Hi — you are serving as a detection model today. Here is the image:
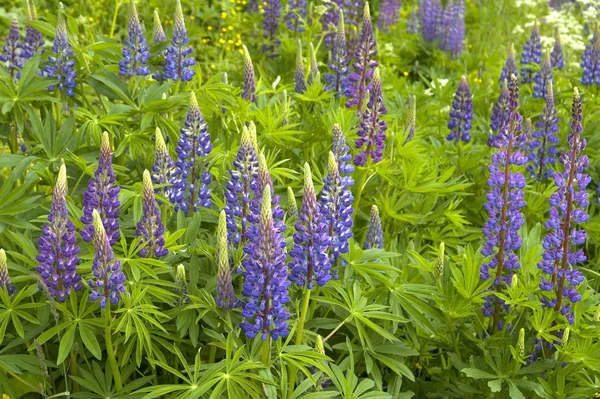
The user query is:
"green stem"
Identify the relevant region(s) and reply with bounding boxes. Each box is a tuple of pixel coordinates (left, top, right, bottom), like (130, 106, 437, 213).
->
(109, 0, 121, 38)
(261, 337, 270, 365)
(352, 168, 368, 214)
(208, 344, 217, 364)
(295, 287, 312, 345)
(104, 305, 123, 391)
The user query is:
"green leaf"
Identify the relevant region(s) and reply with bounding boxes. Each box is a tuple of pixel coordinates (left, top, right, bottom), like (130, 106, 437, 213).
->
(57, 324, 77, 365)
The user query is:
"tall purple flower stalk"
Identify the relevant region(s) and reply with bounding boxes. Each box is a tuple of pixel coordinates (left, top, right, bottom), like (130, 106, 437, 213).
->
(406, 7, 418, 34)
(447, 76, 473, 143)
(364, 205, 383, 249)
(377, 0, 401, 33)
(247, 154, 285, 238)
(285, 0, 307, 33)
(42, 13, 77, 97)
(81, 132, 121, 246)
(0, 249, 15, 295)
(520, 21, 542, 84)
(216, 210, 240, 309)
(439, 0, 455, 51)
(332, 123, 354, 187)
(538, 88, 589, 325)
(480, 75, 527, 332)
(0, 17, 25, 79)
(163, 0, 195, 81)
(324, 10, 350, 98)
(242, 45, 256, 103)
(499, 44, 517, 87)
(581, 26, 600, 86)
(89, 210, 126, 309)
(448, 0, 465, 59)
(136, 170, 167, 258)
(36, 164, 82, 302)
(322, 0, 343, 46)
(551, 30, 564, 70)
(170, 93, 213, 214)
(533, 52, 553, 99)
(354, 68, 387, 166)
(489, 80, 509, 146)
(419, 0, 441, 42)
(263, 0, 281, 57)
(119, 0, 150, 77)
(295, 40, 306, 94)
(240, 188, 290, 340)
(527, 82, 559, 181)
(151, 127, 174, 200)
(346, 2, 378, 110)
(24, 0, 44, 60)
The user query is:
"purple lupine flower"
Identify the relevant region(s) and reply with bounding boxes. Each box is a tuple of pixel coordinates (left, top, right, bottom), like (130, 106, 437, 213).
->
(41, 13, 77, 97)
(294, 40, 306, 94)
(448, 0, 465, 59)
(240, 188, 290, 340)
(499, 44, 517, 87)
(520, 21, 542, 84)
(346, 2, 378, 110)
(0, 17, 26, 79)
(489, 80, 509, 146)
(377, 0, 401, 33)
(23, 0, 44, 60)
(419, 0, 441, 42)
(242, 45, 256, 103)
(447, 75, 473, 143)
(551, 30, 564, 70)
(406, 6, 418, 34)
(354, 68, 387, 166)
(136, 170, 167, 258)
(438, 0, 454, 51)
(0, 249, 15, 295)
(538, 88, 589, 325)
(324, 10, 350, 97)
(364, 205, 383, 249)
(403, 95, 416, 144)
(170, 92, 213, 214)
(308, 43, 319, 86)
(151, 127, 174, 200)
(319, 153, 354, 268)
(89, 209, 126, 308)
(527, 83, 559, 181)
(153, 10, 167, 44)
(289, 164, 331, 288)
(119, 0, 151, 77)
(581, 26, 600, 86)
(262, 0, 281, 57)
(163, 0, 195, 81)
(81, 132, 121, 246)
(224, 125, 259, 247)
(533, 52, 553, 99)
(285, 0, 307, 33)
(36, 164, 82, 302)
(480, 75, 527, 332)
(216, 210, 240, 309)
(321, 0, 343, 47)
(332, 123, 354, 187)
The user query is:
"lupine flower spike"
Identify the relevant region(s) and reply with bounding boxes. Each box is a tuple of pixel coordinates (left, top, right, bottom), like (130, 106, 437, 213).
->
(308, 43, 319, 85)
(521, 21, 542, 84)
(89, 210, 126, 308)
(42, 12, 77, 97)
(0, 249, 15, 295)
(499, 44, 517, 87)
(170, 92, 213, 214)
(527, 81, 559, 181)
(24, 0, 44, 60)
(319, 152, 354, 267)
(136, 171, 167, 258)
(216, 210, 240, 309)
(346, 2, 378, 110)
(163, 0, 195, 81)
(81, 132, 121, 246)
(324, 10, 349, 97)
(489, 79, 509, 146)
(321, 0, 343, 46)
(354, 67, 387, 166)
(447, 76, 473, 143)
(419, 0, 442, 42)
(447, 0, 465, 59)
(533, 52, 553, 99)
(290, 164, 332, 288)
(241, 188, 290, 340)
(36, 164, 82, 302)
(1, 17, 25, 79)
(242, 45, 256, 103)
(151, 127, 174, 199)
(295, 40, 306, 94)
(262, 0, 281, 57)
(153, 10, 167, 44)
(407, 6, 418, 34)
(247, 153, 285, 238)
(377, 0, 401, 33)
(581, 25, 600, 86)
(538, 88, 589, 325)
(332, 123, 354, 187)
(174, 264, 187, 297)
(119, 0, 150, 77)
(364, 205, 383, 249)
(403, 95, 416, 145)
(285, 0, 307, 33)
(287, 186, 298, 220)
(551, 29, 564, 70)
(280, 90, 289, 125)
(481, 75, 527, 332)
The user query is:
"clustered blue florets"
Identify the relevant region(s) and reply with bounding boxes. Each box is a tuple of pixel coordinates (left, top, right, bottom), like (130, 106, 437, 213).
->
(42, 15, 77, 97)
(119, 0, 151, 77)
(447, 76, 473, 143)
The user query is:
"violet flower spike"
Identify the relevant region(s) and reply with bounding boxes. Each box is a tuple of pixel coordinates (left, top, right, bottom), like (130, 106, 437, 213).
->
(321, 0, 343, 46)
(81, 132, 121, 246)
(527, 81, 559, 181)
(0, 249, 15, 295)
(119, 0, 151, 77)
(163, 0, 196, 81)
(406, 6, 418, 34)
(151, 127, 174, 200)
(136, 170, 167, 258)
(499, 44, 517, 87)
(36, 164, 82, 302)
(520, 21, 542, 84)
(354, 67, 387, 166)
(0, 17, 26, 79)
(489, 79, 509, 146)
(42, 12, 77, 97)
(551, 30, 564, 70)
(447, 75, 473, 143)
(332, 123, 354, 187)
(448, 0, 465, 59)
(285, 0, 307, 33)
(294, 40, 306, 94)
(324, 10, 350, 98)
(581, 26, 600, 86)
(377, 0, 401, 33)
(24, 0, 44, 60)
(242, 45, 256, 103)
(216, 210, 240, 309)
(262, 0, 281, 57)
(419, 0, 442, 42)
(364, 205, 383, 249)
(533, 52, 553, 99)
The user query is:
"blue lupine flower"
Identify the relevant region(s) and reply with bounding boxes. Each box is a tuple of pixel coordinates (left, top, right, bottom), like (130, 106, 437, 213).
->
(170, 93, 213, 214)
(119, 0, 151, 77)
(89, 210, 126, 308)
(406, 6, 418, 34)
(1, 17, 26, 78)
(499, 44, 517, 87)
(364, 205, 383, 249)
(263, 0, 281, 57)
(533, 52, 553, 99)
(346, 2, 378, 110)
(36, 164, 82, 302)
(581, 26, 600, 86)
(527, 82, 559, 181)
(538, 88, 589, 325)
(447, 76, 473, 143)
(439, 0, 455, 51)
(294, 40, 306, 94)
(520, 21, 542, 84)
(242, 45, 256, 103)
(551, 30, 564, 70)
(324, 10, 350, 98)
(247, 153, 285, 240)
(42, 13, 77, 97)
(448, 0, 465, 59)
(240, 188, 290, 340)
(419, 0, 441, 42)
(163, 0, 195, 81)
(81, 132, 121, 246)
(481, 75, 527, 331)
(285, 0, 307, 33)
(332, 123, 354, 187)
(0, 249, 15, 295)
(136, 170, 167, 258)
(216, 210, 240, 309)
(377, 0, 401, 33)
(23, 0, 44, 60)
(489, 80, 509, 146)
(321, 0, 343, 47)
(355, 68, 387, 166)
(151, 127, 174, 200)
